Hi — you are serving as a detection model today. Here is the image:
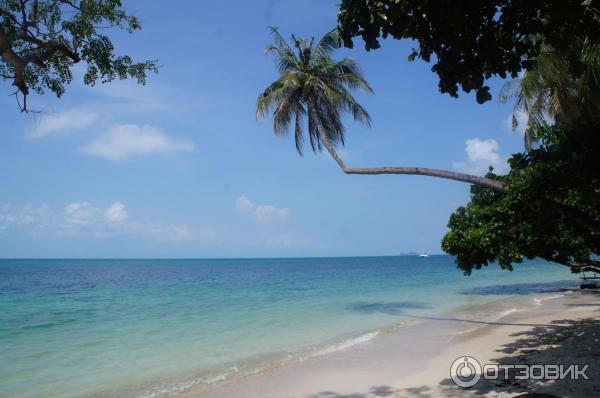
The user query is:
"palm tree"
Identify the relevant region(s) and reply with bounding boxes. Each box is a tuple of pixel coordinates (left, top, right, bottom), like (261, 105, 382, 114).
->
(257, 28, 505, 192)
(256, 27, 372, 166)
(500, 42, 600, 150)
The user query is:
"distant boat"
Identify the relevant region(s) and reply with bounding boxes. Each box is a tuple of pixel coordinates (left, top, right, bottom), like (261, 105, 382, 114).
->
(419, 252, 430, 258)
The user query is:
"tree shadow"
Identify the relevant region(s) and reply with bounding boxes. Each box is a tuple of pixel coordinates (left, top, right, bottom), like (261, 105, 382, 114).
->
(310, 391, 367, 398)
(310, 385, 434, 398)
(563, 290, 600, 306)
(564, 303, 600, 307)
(461, 281, 575, 296)
(406, 314, 559, 328)
(346, 301, 430, 316)
(436, 317, 600, 397)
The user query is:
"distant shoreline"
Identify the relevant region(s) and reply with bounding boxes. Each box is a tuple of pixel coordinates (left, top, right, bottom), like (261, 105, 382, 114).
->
(0, 254, 448, 261)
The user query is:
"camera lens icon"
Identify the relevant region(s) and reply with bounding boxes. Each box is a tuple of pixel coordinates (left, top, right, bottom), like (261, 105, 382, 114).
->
(450, 356, 482, 387)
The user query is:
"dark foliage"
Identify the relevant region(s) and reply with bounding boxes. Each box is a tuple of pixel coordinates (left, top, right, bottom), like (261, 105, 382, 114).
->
(337, 1, 600, 103)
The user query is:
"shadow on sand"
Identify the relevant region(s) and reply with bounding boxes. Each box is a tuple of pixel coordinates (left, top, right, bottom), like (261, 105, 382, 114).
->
(346, 301, 430, 316)
(310, 298, 600, 398)
(346, 300, 559, 327)
(460, 281, 575, 296)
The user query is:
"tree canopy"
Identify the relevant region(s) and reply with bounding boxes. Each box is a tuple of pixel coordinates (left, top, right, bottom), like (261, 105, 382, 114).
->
(0, 0, 157, 111)
(442, 122, 600, 275)
(337, 0, 600, 103)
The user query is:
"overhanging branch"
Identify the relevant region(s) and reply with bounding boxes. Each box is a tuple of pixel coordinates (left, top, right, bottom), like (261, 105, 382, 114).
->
(0, 3, 80, 111)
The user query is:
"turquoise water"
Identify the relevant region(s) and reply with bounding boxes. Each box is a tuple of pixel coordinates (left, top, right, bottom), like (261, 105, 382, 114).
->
(0, 256, 576, 398)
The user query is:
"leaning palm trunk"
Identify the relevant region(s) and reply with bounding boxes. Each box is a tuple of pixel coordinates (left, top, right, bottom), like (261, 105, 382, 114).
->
(307, 98, 505, 192)
(344, 165, 505, 192)
(261, 28, 506, 193)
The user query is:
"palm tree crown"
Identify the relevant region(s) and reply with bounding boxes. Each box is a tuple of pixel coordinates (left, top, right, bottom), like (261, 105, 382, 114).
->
(500, 42, 600, 150)
(257, 27, 372, 156)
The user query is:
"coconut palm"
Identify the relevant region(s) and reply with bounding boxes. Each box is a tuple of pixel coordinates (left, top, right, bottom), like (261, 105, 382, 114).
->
(257, 28, 505, 192)
(256, 27, 372, 167)
(500, 42, 600, 150)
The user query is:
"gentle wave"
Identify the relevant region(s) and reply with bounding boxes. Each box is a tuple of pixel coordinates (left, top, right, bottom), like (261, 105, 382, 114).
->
(454, 291, 569, 337)
(310, 330, 381, 357)
(135, 371, 232, 398)
(533, 292, 568, 305)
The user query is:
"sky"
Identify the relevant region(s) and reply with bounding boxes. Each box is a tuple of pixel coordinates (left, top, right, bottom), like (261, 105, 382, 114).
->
(0, 0, 526, 258)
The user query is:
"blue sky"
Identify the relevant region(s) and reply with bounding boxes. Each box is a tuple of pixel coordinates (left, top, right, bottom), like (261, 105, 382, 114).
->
(0, 0, 524, 258)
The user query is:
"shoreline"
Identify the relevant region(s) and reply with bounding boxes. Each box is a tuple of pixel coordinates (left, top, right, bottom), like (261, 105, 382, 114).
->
(140, 291, 543, 397)
(179, 288, 599, 398)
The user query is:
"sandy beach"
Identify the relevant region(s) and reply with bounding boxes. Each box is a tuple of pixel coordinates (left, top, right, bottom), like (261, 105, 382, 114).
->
(190, 289, 599, 398)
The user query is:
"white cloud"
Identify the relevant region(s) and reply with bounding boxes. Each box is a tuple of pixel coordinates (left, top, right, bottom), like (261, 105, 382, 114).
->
(254, 205, 290, 223)
(234, 195, 289, 223)
(465, 138, 501, 163)
(119, 222, 194, 241)
(1, 204, 52, 231)
(105, 202, 127, 223)
(234, 196, 254, 214)
(65, 202, 100, 225)
(80, 124, 195, 161)
(1, 201, 216, 243)
(453, 138, 509, 175)
(26, 109, 98, 139)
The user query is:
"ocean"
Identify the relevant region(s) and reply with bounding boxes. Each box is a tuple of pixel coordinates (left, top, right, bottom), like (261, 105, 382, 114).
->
(0, 256, 576, 398)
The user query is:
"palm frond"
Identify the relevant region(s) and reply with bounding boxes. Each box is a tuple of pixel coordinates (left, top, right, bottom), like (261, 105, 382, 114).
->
(265, 45, 300, 74)
(312, 29, 341, 59)
(256, 73, 301, 120)
(265, 27, 301, 74)
(315, 77, 372, 127)
(268, 26, 294, 55)
(322, 58, 373, 94)
(499, 79, 523, 104)
(524, 127, 536, 152)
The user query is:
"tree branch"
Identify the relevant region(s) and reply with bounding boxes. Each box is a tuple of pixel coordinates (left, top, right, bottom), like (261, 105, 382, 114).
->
(0, 26, 29, 97)
(578, 266, 600, 274)
(21, 34, 80, 63)
(0, 12, 80, 111)
(540, 256, 600, 275)
(570, 260, 600, 275)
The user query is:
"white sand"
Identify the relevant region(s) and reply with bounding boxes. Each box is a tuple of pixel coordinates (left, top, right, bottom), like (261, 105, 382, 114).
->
(184, 289, 599, 398)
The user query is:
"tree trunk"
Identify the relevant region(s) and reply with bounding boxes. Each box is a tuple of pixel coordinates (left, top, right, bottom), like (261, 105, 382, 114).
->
(308, 98, 506, 193)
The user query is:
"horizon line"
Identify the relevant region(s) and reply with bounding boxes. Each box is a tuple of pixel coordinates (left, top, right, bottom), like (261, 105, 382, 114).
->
(0, 254, 448, 261)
